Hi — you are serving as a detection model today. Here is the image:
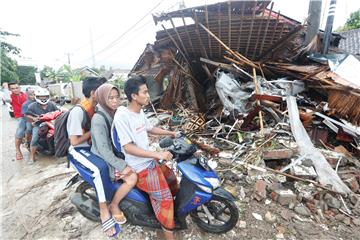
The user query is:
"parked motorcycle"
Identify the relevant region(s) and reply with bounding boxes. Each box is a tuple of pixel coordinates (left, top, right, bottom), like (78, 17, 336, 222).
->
(33, 110, 62, 155)
(66, 133, 239, 234)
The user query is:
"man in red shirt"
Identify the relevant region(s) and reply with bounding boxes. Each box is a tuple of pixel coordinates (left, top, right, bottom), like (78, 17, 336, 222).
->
(8, 82, 28, 160)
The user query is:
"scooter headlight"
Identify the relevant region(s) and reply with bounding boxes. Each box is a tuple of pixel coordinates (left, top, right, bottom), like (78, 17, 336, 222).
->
(204, 177, 221, 189)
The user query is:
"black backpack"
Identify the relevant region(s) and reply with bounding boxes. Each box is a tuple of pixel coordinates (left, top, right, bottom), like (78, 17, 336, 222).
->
(95, 110, 125, 160)
(54, 105, 90, 158)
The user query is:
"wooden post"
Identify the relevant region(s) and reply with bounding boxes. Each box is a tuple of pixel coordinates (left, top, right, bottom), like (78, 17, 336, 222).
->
(252, 67, 264, 136)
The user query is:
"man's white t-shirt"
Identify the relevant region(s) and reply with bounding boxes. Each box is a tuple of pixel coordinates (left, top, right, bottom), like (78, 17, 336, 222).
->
(113, 106, 154, 173)
(66, 106, 90, 148)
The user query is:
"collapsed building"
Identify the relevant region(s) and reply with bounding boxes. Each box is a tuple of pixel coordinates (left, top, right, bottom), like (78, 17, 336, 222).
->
(130, 0, 359, 126)
(129, 0, 360, 210)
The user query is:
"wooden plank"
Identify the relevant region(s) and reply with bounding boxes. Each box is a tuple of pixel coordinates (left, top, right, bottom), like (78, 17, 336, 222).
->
(194, 11, 209, 59)
(228, 0, 232, 48)
(161, 24, 191, 69)
(170, 18, 190, 59)
(181, 10, 196, 54)
(236, 1, 246, 51)
(252, 7, 266, 59)
(259, 2, 274, 55)
(205, 4, 212, 58)
(198, 22, 257, 68)
(218, 3, 222, 56)
(200, 57, 241, 73)
(245, 0, 257, 56)
(257, 25, 303, 61)
(269, 11, 280, 46)
(250, 94, 283, 103)
(252, 67, 264, 136)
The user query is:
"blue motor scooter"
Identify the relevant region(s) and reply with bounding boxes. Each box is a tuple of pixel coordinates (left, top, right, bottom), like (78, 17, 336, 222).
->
(65, 133, 239, 234)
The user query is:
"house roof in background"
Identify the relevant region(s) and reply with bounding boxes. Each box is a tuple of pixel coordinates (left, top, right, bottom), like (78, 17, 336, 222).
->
(338, 28, 360, 58)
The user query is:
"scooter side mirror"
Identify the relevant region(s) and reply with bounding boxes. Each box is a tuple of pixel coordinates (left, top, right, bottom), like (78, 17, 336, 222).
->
(159, 137, 174, 148)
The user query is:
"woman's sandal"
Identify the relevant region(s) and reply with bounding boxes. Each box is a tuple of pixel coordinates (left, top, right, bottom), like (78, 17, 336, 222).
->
(102, 217, 121, 237)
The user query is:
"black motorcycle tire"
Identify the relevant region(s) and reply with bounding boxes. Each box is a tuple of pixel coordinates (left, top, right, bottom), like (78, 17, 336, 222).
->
(190, 195, 239, 234)
(75, 181, 100, 222)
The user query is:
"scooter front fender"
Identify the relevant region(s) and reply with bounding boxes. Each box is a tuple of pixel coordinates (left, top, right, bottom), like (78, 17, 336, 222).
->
(63, 174, 83, 190)
(213, 187, 236, 201)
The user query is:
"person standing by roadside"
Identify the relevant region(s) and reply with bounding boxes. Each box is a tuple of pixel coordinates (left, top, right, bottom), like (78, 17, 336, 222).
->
(2, 82, 11, 104)
(21, 89, 36, 150)
(8, 81, 28, 160)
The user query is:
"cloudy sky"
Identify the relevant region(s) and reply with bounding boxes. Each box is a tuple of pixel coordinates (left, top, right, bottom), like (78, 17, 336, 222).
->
(1, 0, 359, 70)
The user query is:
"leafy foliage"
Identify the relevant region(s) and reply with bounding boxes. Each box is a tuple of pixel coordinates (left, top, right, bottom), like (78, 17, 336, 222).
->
(16, 65, 37, 85)
(40, 65, 68, 83)
(336, 9, 360, 31)
(62, 64, 82, 82)
(1, 30, 20, 84)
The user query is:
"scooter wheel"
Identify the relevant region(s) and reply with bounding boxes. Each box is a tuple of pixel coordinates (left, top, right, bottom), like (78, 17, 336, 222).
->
(75, 182, 100, 222)
(190, 195, 239, 234)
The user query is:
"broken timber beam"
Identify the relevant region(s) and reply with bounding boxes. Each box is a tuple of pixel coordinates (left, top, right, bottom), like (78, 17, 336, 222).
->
(198, 22, 258, 69)
(257, 24, 303, 61)
(161, 24, 192, 71)
(200, 57, 239, 72)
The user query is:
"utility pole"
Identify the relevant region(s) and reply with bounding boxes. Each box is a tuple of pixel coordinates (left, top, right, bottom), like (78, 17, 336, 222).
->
(322, 0, 337, 54)
(65, 52, 72, 66)
(179, 0, 185, 10)
(89, 28, 96, 68)
(305, 0, 322, 47)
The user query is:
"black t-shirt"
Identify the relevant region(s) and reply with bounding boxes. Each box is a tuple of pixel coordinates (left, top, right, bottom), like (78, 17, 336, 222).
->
(26, 101, 58, 116)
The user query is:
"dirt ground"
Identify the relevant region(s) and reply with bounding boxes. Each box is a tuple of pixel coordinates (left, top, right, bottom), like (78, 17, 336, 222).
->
(1, 104, 360, 240)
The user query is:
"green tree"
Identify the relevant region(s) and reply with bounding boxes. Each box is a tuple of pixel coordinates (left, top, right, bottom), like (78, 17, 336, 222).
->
(113, 75, 125, 89)
(336, 9, 360, 31)
(40, 65, 67, 83)
(63, 64, 82, 82)
(16, 65, 37, 85)
(0, 30, 20, 83)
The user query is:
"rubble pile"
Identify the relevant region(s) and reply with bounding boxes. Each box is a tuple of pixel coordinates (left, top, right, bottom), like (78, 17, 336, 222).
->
(131, 0, 360, 238)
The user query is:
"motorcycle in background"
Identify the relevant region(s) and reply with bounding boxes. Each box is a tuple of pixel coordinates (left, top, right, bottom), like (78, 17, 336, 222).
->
(33, 110, 62, 155)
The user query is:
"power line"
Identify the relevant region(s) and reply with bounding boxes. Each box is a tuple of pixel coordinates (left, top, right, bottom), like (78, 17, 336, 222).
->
(95, 20, 154, 65)
(76, 0, 179, 66)
(93, 0, 166, 57)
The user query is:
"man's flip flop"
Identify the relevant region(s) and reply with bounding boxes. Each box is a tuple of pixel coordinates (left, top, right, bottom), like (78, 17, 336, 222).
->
(113, 212, 127, 225)
(102, 217, 121, 237)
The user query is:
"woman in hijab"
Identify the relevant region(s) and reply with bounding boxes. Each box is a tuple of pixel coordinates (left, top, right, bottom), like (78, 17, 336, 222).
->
(91, 83, 137, 225)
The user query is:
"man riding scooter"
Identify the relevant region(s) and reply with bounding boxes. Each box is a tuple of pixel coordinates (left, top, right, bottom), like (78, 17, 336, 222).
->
(67, 76, 239, 238)
(113, 75, 179, 240)
(26, 88, 58, 164)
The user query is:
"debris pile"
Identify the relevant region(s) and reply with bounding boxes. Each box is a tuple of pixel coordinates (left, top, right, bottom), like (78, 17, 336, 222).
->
(131, 0, 360, 236)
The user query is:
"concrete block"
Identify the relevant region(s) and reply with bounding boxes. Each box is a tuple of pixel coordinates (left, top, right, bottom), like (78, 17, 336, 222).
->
(290, 164, 317, 179)
(271, 189, 296, 206)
